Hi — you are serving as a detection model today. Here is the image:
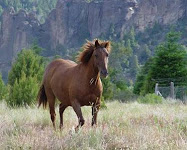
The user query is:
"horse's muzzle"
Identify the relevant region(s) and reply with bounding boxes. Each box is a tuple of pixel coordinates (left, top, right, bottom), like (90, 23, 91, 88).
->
(100, 70, 108, 78)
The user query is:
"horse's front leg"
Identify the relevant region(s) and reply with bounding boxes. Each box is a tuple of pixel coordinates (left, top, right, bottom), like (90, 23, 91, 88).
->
(71, 99, 85, 131)
(92, 100, 100, 126)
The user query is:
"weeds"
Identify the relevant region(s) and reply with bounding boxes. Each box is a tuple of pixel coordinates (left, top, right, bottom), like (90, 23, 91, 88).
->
(0, 101, 186, 149)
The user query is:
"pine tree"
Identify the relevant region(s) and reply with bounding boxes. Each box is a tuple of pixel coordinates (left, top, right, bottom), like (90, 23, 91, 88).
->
(139, 44, 151, 62)
(129, 27, 136, 47)
(7, 72, 39, 107)
(129, 55, 140, 81)
(151, 31, 187, 85)
(140, 31, 187, 94)
(8, 48, 45, 86)
(7, 47, 46, 107)
(133, 58, 153, 95)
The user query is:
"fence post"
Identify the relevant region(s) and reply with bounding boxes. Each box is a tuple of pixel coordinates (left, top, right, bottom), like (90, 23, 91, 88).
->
(155, 83, 159, 95)
(170, 82, 175, 99)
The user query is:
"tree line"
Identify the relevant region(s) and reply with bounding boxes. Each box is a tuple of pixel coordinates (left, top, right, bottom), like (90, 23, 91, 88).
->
(0, 0, 57, 23)
(0, 30, 187, 106)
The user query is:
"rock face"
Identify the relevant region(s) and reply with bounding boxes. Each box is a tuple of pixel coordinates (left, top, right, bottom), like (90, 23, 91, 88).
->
(125, 0, 185, 31)
(0, 8, 42, 80)
(40, 0, 137, 50)
(0, 8, 41, 61)
(0, 0, 186, 80)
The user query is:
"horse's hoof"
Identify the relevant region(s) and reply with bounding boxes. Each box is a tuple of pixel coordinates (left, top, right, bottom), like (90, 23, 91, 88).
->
(59, 127, 63, 131)
(92, 124, 97, 128)
(75, 126, 81, 132)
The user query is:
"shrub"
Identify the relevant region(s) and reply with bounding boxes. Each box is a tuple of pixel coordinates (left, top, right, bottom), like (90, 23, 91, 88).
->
(0, 74, 7, 100)
(7, 72, 39, 107)
(138, 31, 187, 95)
(7, 48, 45, 107)
(100, 96, 107, 109)
(115, 87, 136, 102)
(137, 93, 163, 104)
(8, 49, 45, 86)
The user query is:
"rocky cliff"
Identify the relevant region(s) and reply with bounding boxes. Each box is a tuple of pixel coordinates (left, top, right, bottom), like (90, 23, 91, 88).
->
(0, 0, 186, 80)
(0, 8, 43, 79)
(124, 0, 186, 31)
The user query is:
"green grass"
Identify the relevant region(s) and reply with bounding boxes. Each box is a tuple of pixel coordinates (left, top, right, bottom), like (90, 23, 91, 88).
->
(0, 101, 187, 149)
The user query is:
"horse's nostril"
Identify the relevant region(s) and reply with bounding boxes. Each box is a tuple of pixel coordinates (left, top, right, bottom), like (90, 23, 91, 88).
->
(101, 70, 108, 76)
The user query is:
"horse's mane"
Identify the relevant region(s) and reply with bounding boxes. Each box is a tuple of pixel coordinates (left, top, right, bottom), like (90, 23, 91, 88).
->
(77, 40, 111, 64)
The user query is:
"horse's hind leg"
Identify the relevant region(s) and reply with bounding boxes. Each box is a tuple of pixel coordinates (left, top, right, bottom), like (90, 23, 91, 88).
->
(59, 104, 67, 129)
(45, 87, 56, 129)
(71, 100, 85, 130)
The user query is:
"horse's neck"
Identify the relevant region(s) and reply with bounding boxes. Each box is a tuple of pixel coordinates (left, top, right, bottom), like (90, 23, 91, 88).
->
(82, 57, 100, 85)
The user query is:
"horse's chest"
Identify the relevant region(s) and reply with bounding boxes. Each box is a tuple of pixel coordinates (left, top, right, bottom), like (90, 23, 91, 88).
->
(70, 81, 102, 105)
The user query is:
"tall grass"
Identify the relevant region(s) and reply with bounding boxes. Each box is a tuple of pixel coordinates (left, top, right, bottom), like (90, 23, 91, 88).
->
(0, 101, 187, 149)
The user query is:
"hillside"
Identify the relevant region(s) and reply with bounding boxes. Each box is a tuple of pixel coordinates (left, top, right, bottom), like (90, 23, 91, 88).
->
(0, 0, 57, 23)
(0, 0, 187, 81)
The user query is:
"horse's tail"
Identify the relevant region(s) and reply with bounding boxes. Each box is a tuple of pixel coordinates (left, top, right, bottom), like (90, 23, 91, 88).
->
(37, 84, 47, 108)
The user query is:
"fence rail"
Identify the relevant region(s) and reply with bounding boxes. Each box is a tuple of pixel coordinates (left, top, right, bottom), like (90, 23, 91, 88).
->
(155, 82, 187, 102)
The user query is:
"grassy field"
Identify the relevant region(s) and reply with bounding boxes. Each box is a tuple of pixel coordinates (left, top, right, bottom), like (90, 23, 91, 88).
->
(0, 101, 187, 150)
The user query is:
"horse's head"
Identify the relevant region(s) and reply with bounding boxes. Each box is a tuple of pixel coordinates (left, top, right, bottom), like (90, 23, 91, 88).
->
(93, 40, 111, 78)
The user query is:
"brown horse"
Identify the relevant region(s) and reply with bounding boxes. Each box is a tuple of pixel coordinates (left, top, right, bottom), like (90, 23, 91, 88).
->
(37, 40, 111, 130)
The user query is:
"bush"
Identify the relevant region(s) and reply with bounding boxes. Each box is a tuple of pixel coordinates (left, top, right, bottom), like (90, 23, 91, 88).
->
(7, 48, 45, 107)
(137, 93, 163, 104)
(115, 87, 136, 102)
(7, 72, 39, 107)
(0, 74, 7, 100)
(8, 49, 45, 86)
(100, 96, 107, 109)
(102, 76, 116, 100)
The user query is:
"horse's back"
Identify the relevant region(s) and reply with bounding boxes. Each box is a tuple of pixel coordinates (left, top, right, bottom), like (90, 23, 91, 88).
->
(44, 59, 77, 85)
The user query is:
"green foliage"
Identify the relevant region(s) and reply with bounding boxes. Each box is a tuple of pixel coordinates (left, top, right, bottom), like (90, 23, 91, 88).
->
(102, 77, 115, 100)
(7, 72, 39, 107)
(100, 41, 134, 101)
(53, 55, 62, 60)
(0, 0, 57, 23)
(7, 47, 45, 107)
(124, 27, 138, 49)
(102, 68, 135, 102)
(8, 48, 45, 86)
(133, 72, 145, 95)
(139, 44, 151, 63)
(151, 31, 187, 82)
(133, 58, 154, 95)
(129, 55, 140, 80)
(100, 96, 107, 109)
(0, 74, 7, 100)
(109, 41, 131, 78)
(137, 93, 163, 104)
(115, 87, 135, 102)
(134, 31, 187, 95)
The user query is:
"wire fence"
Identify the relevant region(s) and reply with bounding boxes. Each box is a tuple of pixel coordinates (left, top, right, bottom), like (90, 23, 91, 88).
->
(155, 82, 187, 102)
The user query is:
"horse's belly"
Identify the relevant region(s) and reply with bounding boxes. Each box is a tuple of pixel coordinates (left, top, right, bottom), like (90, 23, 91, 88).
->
(51, 79, 71, 105)
(79, 94, 99, 106)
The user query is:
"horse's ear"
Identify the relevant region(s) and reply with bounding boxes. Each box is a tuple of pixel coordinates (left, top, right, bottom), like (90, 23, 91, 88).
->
(104, 41, 110, 48)
(105, 41, 111, 53)
(95, 40, 100, 48)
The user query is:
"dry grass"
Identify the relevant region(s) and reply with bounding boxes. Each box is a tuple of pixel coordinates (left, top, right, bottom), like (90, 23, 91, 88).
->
(0, 101, 187, 150)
